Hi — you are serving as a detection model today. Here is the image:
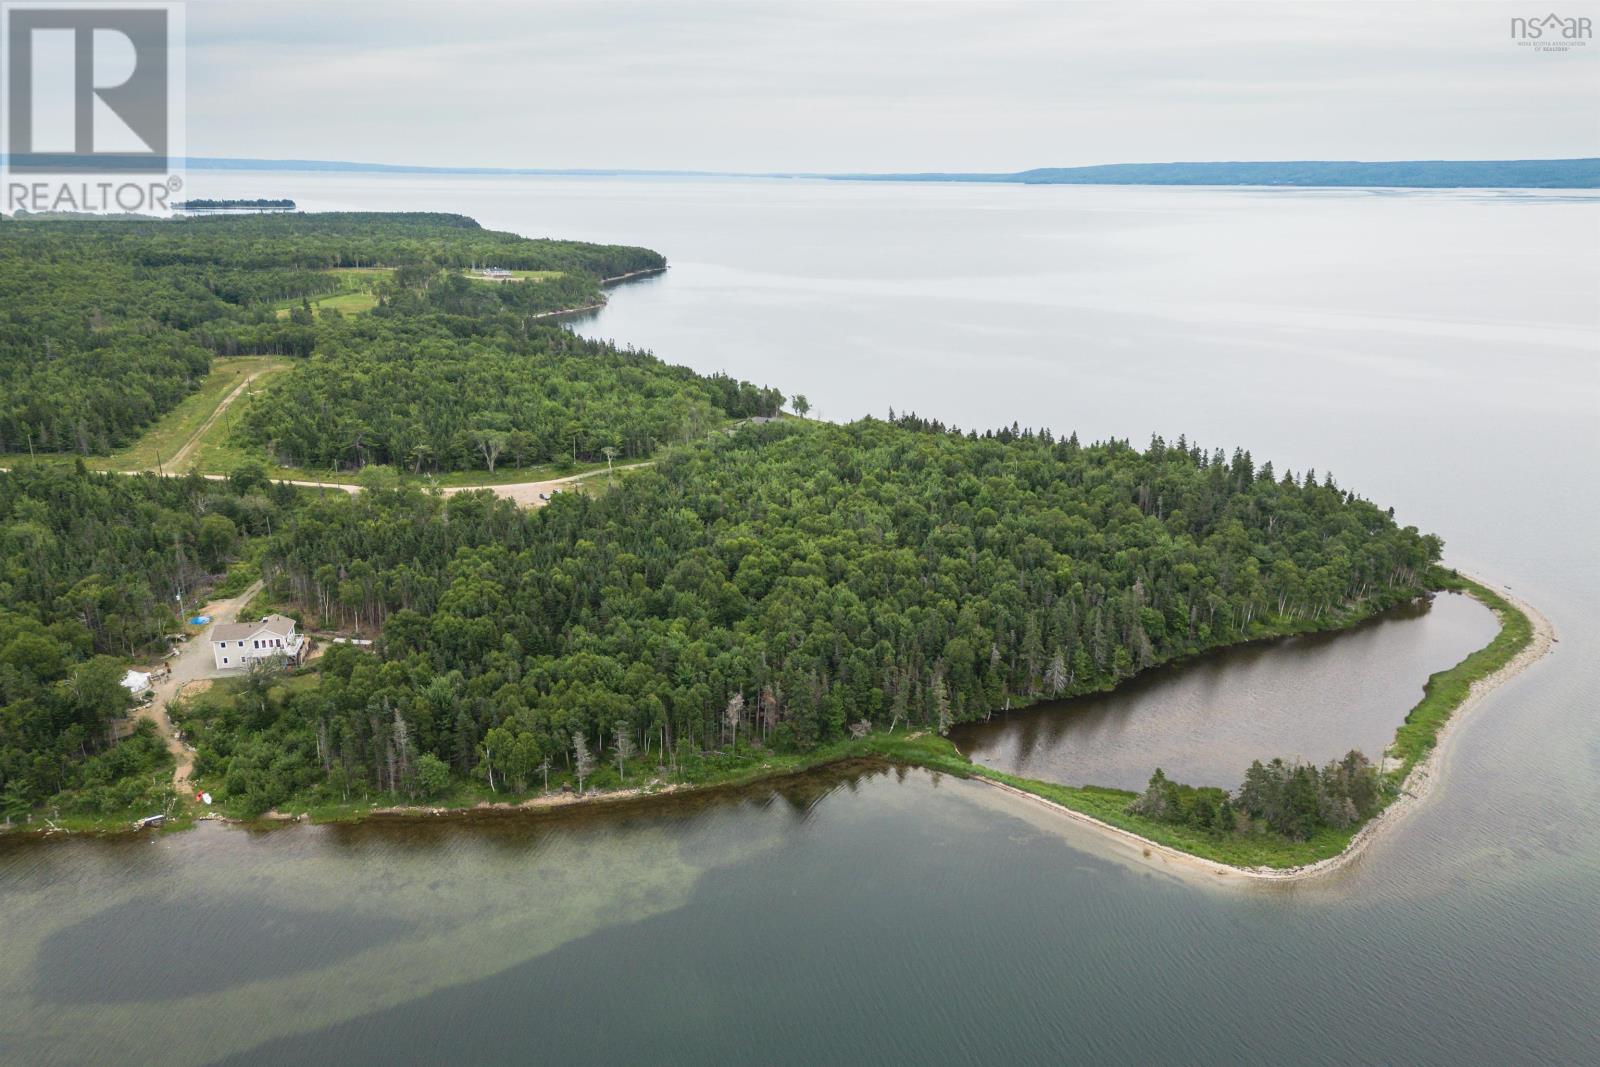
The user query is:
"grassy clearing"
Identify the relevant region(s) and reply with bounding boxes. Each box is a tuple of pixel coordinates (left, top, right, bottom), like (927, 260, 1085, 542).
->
(274, 290, 380, 319)
(102, 356, 291, 473)
(179, 425, 278, 479)
(172, 370, 407, 480)
(312, 291, 380, 315)
(273, 267, 393, 319)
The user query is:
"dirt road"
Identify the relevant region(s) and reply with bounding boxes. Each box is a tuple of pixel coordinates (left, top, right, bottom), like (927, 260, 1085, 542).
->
(438, 461, 653, 507)
(7, 450, 648, 511)
(165, 369, 268, 471)
(137, 579, 264, 790)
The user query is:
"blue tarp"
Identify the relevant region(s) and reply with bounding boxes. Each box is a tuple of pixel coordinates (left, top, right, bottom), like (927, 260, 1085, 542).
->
(189, 615, 211, 625)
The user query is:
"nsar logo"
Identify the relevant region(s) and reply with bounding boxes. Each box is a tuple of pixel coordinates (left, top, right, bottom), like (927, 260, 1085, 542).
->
(1510, 12, 1592, 50)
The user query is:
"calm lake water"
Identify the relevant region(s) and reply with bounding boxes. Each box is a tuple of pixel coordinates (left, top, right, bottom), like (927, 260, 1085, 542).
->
(1, 174, 1595, 1065)
(952, 591, 1499, 791)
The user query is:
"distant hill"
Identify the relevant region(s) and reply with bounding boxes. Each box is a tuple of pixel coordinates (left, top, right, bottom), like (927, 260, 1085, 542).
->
(838, 159, 1600, 189)
(156, 156, 1600, 189)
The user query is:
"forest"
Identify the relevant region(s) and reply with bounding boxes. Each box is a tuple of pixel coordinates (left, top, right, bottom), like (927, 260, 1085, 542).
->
(175, 199, 297, 210)
(178, 416, 1441, 815)
(0, 465, 290, 817)
(236, 280, 784, 472)
(0, 212, 667, 459)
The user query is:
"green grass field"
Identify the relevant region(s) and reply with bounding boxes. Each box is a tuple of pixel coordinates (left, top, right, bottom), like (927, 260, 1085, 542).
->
(319, 291, 381, 313)
(100, 357, 291, 473)
(274, 290, 382, 319)
(120, 358, 289, 474)
(273, 267, 394, 319)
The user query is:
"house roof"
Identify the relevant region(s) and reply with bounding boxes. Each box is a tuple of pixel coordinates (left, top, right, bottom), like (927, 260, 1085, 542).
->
(212, 614, 298, 643)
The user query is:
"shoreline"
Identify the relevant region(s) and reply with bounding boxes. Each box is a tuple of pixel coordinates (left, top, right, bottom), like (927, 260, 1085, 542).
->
(461, 265, 664, 322)
(3, 575, 1550, 871)
(600, 266, 667, 285)
(530, 300, 605, 320)
(237, 573, 1553, 885)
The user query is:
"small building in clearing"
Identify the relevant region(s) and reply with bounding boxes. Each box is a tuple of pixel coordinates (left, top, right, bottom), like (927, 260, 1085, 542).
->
(120, 669, 152, 699)
(210, 614, 306, 671)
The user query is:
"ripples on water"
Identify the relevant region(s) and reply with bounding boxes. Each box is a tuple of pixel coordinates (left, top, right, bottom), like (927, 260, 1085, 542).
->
(2, 764, 1595, 1065)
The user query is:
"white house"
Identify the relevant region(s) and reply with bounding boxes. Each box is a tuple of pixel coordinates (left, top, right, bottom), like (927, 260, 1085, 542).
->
(210, 614, 306, 670)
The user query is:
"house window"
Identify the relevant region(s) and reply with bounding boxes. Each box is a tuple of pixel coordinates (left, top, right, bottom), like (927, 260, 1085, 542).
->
(222, 657, 229, 664)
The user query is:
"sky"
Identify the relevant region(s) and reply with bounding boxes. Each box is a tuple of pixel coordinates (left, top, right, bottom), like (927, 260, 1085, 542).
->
(184, 1, 1600, 172)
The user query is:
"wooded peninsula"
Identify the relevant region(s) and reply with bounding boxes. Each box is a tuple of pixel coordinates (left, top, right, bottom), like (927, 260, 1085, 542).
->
(0, 212, 1537, 874)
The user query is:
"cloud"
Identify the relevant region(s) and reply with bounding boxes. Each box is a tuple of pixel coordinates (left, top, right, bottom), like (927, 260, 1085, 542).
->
(182, 0, 1600, 170)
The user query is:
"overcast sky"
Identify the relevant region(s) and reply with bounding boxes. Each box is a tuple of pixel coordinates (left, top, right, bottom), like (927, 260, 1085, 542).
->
(184, 1, 1600, 171)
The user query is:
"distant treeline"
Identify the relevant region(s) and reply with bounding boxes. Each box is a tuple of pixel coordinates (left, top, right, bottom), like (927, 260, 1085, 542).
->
(830, 158, 1600, 189)
(172, 155, 1600, 189)
(176, 199, 296, 210)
